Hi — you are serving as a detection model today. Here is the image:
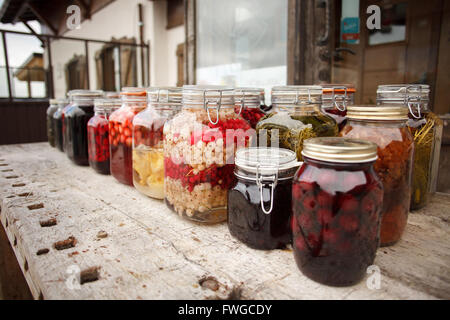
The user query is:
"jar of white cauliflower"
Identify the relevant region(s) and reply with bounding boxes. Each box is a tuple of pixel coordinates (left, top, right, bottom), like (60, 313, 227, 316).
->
(132, 87, 182, 199)
(163, 85, 253, 223)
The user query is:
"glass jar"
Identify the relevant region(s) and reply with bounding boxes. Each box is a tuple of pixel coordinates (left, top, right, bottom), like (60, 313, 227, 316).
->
(228, 147, 300, 250)
(133, 87, 182, 199)
(377, 84, 443, 211)
(292, 137, 383, 286)
(87, 99, 121, 175)
(46, 99, 59, 147)
(256, 86, 338, 161)
(234, 88, 266, 129)
(64, 90, 104, 165)
(321, 84, 355, 130)
(52, 99, 68, 152)
(163, 85, 252, 223)
(340, 105, 414, 246)
(109, 88, 147, 185)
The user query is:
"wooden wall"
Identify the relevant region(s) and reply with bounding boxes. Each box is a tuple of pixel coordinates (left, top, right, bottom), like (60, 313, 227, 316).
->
(0, 100, 49, 145)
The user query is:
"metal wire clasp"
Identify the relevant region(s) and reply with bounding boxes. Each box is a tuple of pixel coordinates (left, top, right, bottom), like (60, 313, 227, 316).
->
(405, 85, 423, 119)
(156, 88, 170, 103)
(332, 86, 348, 112)
(255, 165, 278, 215)
(204, 90, 222, 125)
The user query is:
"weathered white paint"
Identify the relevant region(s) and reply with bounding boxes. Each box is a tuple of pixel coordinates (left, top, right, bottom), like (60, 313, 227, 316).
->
(44, 0, 185, 98)
(0, 143, 449, 300)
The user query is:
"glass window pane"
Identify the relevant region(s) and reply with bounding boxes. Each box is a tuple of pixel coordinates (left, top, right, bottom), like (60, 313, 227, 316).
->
(196, 0, 287, 91)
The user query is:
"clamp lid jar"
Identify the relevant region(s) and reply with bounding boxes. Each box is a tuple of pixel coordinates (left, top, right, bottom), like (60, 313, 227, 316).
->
(228, 147, 300, 250)
(234, 87, 266, 129)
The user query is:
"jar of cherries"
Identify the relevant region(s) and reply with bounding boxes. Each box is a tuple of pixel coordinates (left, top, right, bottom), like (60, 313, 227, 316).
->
(109, 88, 147, 185)
(228, 147, 300, 250)
(163, 85, 252, 223)
(234, 88, 266, 129)
(87, 99, 121, 174)
(133, 87, 182, 199)
(64, 90, 104, 166)
(292, 137, 383, 286)
(321, 84, 355, 130)
(340, 105, 414, 246)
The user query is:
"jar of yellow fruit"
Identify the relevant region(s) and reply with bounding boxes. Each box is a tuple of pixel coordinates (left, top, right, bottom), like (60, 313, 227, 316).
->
(132, 87, 182, 199)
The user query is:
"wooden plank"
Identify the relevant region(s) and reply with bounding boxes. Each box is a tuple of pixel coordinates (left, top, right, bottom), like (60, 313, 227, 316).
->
(0, 143, 449, 300)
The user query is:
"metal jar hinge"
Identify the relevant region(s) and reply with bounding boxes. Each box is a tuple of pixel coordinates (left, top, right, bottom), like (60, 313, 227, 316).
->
(405, 85, 423, 119)
(255, 165, 278, 215)
(332, 86, 348, 112)
(203, 90, 223, 125)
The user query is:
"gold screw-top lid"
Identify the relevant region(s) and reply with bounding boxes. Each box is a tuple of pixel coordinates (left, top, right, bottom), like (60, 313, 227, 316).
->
(302, 137, 378, 163)
(346, 104, 409, 121)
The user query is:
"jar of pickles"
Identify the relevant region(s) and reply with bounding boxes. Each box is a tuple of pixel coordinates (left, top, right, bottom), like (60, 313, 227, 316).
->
(256, 86, 338, 161)
(46, 99, 59, 147)
(109, 88, 147, 185)
(234, 88, 266, 129)
(133, 87, 182, 199)
(87, 99, 121, 174)
(321, 84, 355, 130)
(340, 105, 414, 246)
(64, 90, 104, 166)
(377, 85, 443, 210)
(292, 137, 383, 286)
(52, 99, 67, 152)
(228, 147, 300, 250)
(163, 85, 252, 223)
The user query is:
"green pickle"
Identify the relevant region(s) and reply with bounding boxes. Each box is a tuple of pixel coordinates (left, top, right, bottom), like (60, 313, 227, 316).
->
(256, 112, 338, 160)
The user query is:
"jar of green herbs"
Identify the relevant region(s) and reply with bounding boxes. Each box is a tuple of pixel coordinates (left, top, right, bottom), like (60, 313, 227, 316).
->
(377, 84, 443, 210)
(256, 86, 338, 161)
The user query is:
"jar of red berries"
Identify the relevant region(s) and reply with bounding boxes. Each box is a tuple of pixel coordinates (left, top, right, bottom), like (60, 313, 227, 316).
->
(163, 85, 253, 223)
(64, 90, 104, 166)
(52, 99, 68, 152)
(228, 147, 300, 250)
(109, 88, 147, 185)
(234, 88, 266, 129)
(87, 99, 121, 174)
(340, 105, 414, 246)
(133, 87, 182, 199)
(292, 137, 383, 286)
(321, 84, 355, 130)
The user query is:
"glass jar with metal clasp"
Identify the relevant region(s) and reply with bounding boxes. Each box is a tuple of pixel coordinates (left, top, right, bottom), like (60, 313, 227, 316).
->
(163, 85, 252, 223)
(377, 84, 443, 211)
(321, 84, 356, 130)
(228, 147, 300, 250)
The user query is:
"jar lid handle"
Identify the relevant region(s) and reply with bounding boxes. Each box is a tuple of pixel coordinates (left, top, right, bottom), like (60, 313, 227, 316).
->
(332, 86, 348, 112)
(256, 165, 278, 215)
(204, 90, 222, 125)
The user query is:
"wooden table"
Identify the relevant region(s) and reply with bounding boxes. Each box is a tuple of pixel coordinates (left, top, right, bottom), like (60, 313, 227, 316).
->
(0, 143, 449, 300)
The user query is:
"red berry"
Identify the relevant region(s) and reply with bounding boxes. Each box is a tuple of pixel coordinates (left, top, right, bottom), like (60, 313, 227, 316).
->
(323, 228, 339, 244)
(338, 213, 359, 232)
(317, 191, 333, 208)
(317, 208, 334, 225)
(339, 194, 358, 213)
(302, 196, 317, 212)
(295, 236, 307, 251)
(306, 233, 320, 249)
(298, 212, 314, 229)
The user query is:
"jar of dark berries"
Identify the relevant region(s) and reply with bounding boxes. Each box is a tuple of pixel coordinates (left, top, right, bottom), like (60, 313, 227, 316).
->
(87, 99, 121, 174)
(164, 85, 252, 223)
(256, 86, 338, 161)
(52, 99, 68, 152)
(228, 147, 300, 250)
(321, 84, 355, 130)
(62, 91, 76, 153)
(292, 137, 383, 286)
(234, 88, 266, 129)
(64, 90, 104, 166)
(133, 87, 182, 199)
(340, 105, 414, 246)
(377, 84, 443, 211)
(109, 88, 147, 185)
